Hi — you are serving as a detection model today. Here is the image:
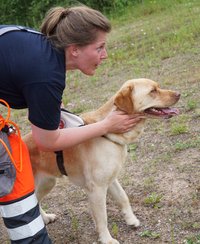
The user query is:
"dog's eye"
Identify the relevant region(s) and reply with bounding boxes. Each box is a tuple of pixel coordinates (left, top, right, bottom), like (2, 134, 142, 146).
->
(150, 88, 157, 93)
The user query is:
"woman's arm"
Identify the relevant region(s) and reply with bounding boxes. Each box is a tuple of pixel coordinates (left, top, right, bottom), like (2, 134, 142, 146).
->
(31, 110, 141, 151)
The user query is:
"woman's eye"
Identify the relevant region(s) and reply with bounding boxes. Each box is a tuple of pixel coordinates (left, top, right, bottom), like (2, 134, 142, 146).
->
(97, 46, 103, 52)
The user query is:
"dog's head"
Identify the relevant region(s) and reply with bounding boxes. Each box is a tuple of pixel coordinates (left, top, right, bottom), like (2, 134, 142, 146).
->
(114, 78, 180, 119)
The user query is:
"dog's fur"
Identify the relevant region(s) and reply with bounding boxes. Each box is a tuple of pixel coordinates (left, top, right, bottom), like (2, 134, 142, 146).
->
(24, 78, 180, 244)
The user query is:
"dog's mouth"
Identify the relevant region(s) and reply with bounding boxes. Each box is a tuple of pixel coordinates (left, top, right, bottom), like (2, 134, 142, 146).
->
(144, 107, 180, 119)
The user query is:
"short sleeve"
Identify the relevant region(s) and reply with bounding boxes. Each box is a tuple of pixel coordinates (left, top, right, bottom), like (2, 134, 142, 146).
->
(23, 81, 65, 130)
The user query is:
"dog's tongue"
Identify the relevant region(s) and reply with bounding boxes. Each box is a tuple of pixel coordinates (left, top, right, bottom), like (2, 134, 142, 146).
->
(161, 108, 179, 115)
(144, 107, 180, 118)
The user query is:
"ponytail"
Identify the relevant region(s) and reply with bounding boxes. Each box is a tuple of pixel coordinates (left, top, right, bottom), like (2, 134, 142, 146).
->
(40, 5, 111, 50)
(41, 7, 66, 37)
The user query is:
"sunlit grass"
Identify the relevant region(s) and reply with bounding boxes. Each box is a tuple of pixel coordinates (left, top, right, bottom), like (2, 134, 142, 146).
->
(104, 0, 200, 74)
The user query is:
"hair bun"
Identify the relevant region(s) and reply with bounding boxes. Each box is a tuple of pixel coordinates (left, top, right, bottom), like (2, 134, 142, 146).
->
(60, 8, 70, 19)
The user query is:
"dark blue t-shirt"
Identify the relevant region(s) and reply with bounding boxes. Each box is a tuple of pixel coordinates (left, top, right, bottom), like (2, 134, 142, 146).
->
(0, 25, 66, 130)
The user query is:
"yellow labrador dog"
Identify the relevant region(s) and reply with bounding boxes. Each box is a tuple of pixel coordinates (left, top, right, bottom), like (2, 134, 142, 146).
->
(24, 78, 180, 244)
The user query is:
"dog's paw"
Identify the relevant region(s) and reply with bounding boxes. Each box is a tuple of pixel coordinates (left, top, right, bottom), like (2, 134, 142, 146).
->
(43, 213, 57, 225)
(126, 215, 140, 227)
(99, 237, 120, 244)
(102, 239, 120, 244)
(110, 239, 120, 244)
(40, 206, 57, 225)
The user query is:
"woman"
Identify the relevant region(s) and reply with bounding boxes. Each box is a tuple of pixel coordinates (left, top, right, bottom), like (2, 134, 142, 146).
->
(0, 6, 139, 243)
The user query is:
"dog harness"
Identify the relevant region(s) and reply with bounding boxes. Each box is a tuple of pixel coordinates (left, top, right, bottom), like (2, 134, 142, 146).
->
(55, 151, 67, 176)
(56, 108, 85, 176)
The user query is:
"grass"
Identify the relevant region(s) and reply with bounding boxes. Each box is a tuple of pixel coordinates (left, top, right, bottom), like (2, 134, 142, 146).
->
(184, 234, 200, 244)
(111, 222, 119, 239)
(174, 139, 200, 152)
(143, 192, 163, 208)
(69, 209, 80, 243)
(105, 0, 200, 74)
(170, 123, 188, 135)
(128, 143, 138, 160)
(187, 100, 198, 111)
(139, 229, 161, 239)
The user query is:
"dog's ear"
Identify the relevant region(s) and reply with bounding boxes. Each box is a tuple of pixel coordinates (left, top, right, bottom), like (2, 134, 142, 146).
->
(114, 85, 134, 114)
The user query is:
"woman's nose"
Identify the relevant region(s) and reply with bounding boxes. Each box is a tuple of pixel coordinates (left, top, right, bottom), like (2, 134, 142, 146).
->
(101, 48, 108, 59)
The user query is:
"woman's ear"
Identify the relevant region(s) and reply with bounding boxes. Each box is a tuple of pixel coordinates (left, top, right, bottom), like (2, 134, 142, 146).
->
(68, 45, 79, 57)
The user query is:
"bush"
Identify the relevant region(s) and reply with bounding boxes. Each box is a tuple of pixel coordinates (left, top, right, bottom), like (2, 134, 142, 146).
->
(0, 0, 139, 28)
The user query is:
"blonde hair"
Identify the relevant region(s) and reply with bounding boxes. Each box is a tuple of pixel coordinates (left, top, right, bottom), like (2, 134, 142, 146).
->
(40, 5, 111, 50)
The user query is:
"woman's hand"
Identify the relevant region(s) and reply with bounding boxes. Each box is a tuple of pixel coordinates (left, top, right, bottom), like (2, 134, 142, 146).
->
(31, 111, 142, 151)
(101, 110, 142, 134)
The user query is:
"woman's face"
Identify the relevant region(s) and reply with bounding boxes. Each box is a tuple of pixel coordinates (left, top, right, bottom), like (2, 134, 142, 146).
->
(67, 31, 108, 76)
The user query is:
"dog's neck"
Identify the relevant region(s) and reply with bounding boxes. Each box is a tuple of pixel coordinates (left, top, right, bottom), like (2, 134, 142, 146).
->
(81, 97, 146, 145)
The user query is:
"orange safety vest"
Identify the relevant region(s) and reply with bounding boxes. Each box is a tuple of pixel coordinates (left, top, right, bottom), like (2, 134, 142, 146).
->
(0, 100, 35, 203)
(0, 133, 35, 202)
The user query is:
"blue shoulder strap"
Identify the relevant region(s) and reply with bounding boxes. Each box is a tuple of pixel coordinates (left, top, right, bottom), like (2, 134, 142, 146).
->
(0, 26, 42, 36)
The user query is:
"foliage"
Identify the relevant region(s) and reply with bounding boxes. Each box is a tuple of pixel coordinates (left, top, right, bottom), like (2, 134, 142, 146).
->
(0, 0, 65, 27)
(0, 0, 139, 28)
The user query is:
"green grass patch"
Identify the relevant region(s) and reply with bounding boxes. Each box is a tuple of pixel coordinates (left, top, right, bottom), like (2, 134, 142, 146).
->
(184, 234, 200, 244)
(111, 222, 119, 239)
(144, 192, 163, 208)
(170, 123, 188, 135)
(174, 139, 200, 151)
(139, 229, 160, 239)
(187, 100, 198, 111)
(128, 143, 138, 160)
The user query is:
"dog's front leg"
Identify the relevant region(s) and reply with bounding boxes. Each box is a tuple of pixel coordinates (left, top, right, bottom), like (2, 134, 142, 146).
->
(108, 179, 140, 227)
(87, 184, 120, 244)
(35, 173, 57, 225)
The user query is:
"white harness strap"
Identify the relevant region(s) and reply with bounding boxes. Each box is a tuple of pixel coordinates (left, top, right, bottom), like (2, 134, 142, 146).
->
(0, 26, 42, 36)
(59, 108, 85, 128)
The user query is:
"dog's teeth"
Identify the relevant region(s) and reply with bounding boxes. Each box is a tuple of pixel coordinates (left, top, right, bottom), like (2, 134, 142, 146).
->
(151, 108, 164, 114)
(153, 108, 160, 113)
